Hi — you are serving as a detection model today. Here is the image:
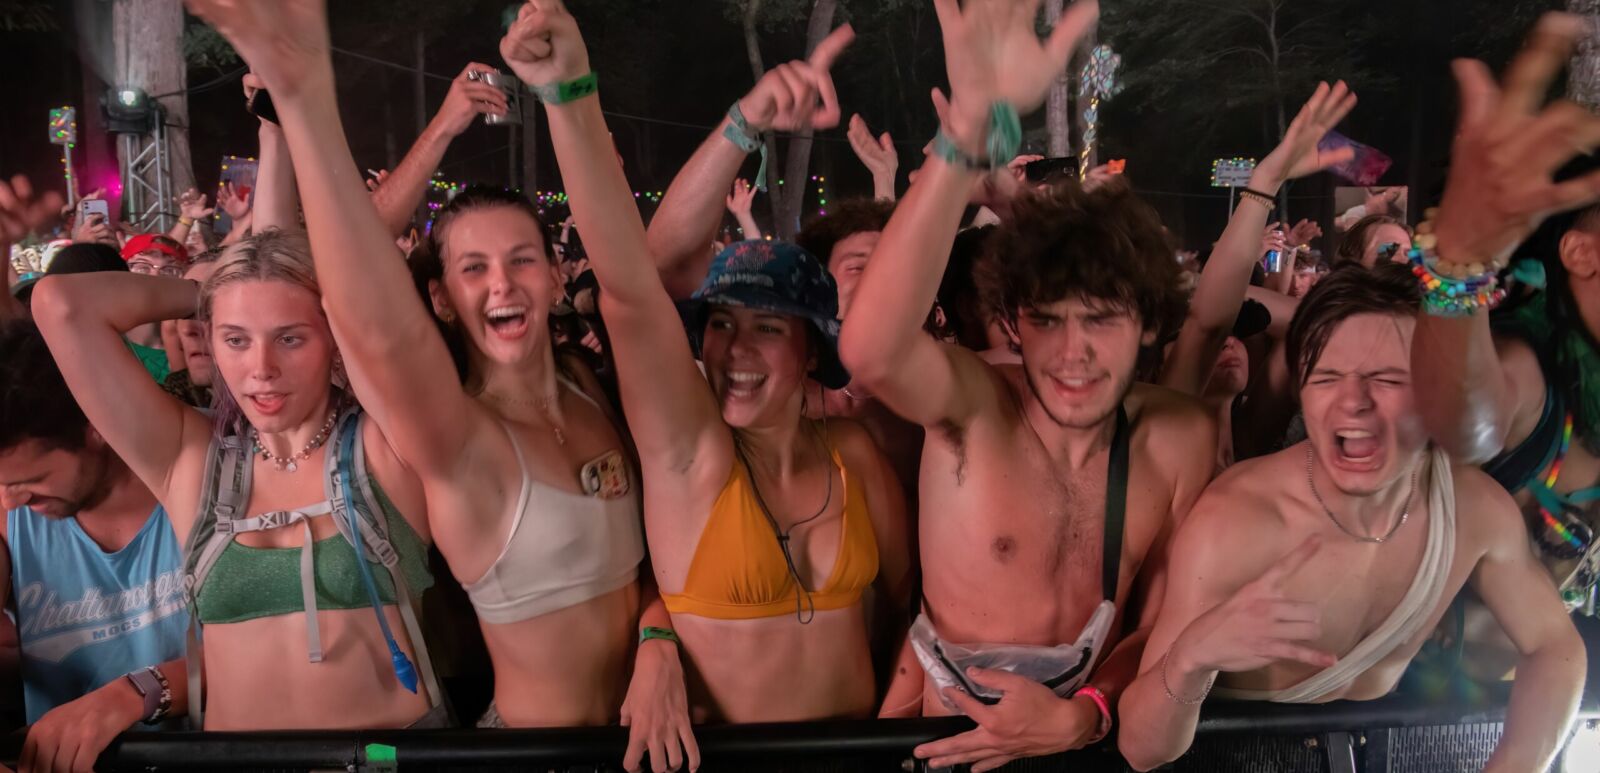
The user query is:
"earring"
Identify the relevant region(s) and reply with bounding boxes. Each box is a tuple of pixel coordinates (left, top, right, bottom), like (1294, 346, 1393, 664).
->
(439, 309, 455, 323)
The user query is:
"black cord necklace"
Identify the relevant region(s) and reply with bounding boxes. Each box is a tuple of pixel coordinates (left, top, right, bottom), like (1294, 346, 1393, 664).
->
(733, 419, 837, 625)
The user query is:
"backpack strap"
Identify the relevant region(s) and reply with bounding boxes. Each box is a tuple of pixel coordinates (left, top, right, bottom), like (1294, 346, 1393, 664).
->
(182, 432, 247, 728)
(328, 410, 443, 708)
(1102, 406, 1129, 604)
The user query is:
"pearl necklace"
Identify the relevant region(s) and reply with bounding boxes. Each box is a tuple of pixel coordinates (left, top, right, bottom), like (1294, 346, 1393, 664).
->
(251, 410, 339, 473)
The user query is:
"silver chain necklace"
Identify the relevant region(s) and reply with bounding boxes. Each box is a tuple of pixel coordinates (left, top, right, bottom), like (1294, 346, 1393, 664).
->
(1305, 446, 1418, 544)
(251, 409, 339, 473)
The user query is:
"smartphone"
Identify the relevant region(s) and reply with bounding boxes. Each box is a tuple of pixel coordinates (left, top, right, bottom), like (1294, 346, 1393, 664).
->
(1317, 130, 1392, 186)
(247, 88, 279, 125)
(78, 198, 110, 223)
(1025, 156, 1078, 183)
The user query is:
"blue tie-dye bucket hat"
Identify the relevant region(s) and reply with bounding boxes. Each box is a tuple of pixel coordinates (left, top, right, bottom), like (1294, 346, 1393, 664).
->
(677, 239, 850, 390)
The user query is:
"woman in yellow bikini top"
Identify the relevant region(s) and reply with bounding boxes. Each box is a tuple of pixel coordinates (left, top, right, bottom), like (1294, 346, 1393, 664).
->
(536, 23, 912, 722)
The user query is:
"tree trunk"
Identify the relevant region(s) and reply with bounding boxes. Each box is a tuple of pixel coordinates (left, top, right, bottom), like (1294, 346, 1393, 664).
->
(775, 0, 839, 240)
(1569, 0, 1600, 109)
(741, 0, 782, 233)
(1044, 0, 1072, 157)
(113, 0, 193, 214)
(414, 31, 428, 141)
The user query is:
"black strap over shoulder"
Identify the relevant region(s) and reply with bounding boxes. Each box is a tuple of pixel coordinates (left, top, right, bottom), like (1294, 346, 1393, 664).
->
(1103, 405, 1129, 603)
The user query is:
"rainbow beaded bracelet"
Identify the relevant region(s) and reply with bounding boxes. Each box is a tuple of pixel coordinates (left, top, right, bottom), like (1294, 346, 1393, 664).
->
(1406, 233, 1505, 317)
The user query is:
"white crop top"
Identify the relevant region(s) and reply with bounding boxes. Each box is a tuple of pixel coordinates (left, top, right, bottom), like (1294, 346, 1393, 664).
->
(462, 380, 644, 624)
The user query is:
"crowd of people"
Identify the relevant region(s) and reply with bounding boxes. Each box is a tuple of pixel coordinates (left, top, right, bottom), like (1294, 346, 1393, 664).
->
(0, 1, 1597, 771)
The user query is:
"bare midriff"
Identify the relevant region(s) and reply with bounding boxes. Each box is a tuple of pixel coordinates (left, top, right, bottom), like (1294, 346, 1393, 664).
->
(201, 607, 432, 729)
(674, 606, 875, 723)
(478, 582, 640, 726)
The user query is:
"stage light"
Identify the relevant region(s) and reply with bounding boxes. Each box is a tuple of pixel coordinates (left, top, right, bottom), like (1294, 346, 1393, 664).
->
(103, 85, 155, 133)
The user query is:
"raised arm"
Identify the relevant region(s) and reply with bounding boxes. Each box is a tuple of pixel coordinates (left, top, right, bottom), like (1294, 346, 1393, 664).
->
(1159, 83, 1356, 396)
(167, 187, 216, 246)
(369, 64, 509, 237)
(30, 272, 209, 508)
(841, 0, 1097, 430)
(847, 114, 899, 202)
(724, 178, 762, 241)
(498, 1, 730, 470)
(645, 30, 854, 299)
(1413, 16, 1600, 462)
(185, 1, 488, 477)
(249, 73, 302, 233)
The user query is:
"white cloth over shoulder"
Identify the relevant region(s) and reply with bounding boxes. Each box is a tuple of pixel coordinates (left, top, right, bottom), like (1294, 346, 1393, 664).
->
(1213, 446, 1457, 703)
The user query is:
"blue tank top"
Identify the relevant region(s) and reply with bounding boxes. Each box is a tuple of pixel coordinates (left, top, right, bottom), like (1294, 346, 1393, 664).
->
(7, 506, 187, 723)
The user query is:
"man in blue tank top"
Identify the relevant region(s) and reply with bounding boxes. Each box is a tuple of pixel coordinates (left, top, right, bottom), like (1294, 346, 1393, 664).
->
(0, 321, 188, 770)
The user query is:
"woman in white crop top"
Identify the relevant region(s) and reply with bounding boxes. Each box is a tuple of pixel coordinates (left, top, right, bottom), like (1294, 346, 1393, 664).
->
(197, 4, 696, 767)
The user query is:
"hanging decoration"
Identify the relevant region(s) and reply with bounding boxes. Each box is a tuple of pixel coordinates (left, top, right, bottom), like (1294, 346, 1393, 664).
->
(1077, 44, 1122, 179)
(48, 107, 78, 204)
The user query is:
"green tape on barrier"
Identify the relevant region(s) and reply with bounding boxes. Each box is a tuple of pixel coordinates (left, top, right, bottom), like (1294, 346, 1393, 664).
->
(364, 742, 398, 771)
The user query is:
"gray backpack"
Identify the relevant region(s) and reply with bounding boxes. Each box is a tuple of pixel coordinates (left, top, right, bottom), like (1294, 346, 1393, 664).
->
(181, 407, 441, 726)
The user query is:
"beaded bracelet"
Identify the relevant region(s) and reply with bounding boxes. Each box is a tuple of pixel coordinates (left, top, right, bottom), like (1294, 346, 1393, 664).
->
(934, 102, 1022, 171)
(526, 72, 598, 105)
(1237, 187, 1276, 211)
(1407, 232, 1506, 317)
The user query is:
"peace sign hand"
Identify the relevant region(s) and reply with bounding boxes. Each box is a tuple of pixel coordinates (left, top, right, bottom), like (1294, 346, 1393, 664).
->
(1435, 13, 1600, 268)
(1171, 537, 1336, 680)
(737, 25, 855, 133)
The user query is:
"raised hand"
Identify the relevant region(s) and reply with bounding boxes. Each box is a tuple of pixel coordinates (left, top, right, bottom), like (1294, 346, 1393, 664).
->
(500, 0, 590, 91)
(219, 181, 251, 220)
(177, 188, 215, 222)
(737, 25, 855, 133)
(725, 178, 757, 217)
(1171, 537, 1335, 680)
(1287, 218, 1322, 248)
(848, 114, 898, 178)
(1434, 13, 1600, 267)
(185, 0, 330, 98)
(1082, 162, 1119, 193)
(933, 0, 1098, 150)
(1253, 82, 1358, 187)
(0, 175, 64, 245)
(364, 169, 390, 194)
(436, 63, 511, 137)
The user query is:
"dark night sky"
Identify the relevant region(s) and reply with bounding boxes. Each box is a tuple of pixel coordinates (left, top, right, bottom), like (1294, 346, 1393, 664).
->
(0, 1, 1567, 250)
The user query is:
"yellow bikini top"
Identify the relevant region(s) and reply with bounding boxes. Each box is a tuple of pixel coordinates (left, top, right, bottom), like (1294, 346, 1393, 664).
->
(661, 441, 878, 620)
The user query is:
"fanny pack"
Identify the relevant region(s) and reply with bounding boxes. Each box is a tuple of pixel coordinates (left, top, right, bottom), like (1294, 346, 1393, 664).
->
(910, 601, 1115, 708)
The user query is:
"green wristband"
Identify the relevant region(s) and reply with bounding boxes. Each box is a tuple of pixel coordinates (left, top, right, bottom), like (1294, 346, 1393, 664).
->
(528, 72, 599, 104)
(640, 626, 680, 646)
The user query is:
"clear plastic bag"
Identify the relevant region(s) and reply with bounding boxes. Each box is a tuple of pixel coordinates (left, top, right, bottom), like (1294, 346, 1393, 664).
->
(909, 600, 1115, 712)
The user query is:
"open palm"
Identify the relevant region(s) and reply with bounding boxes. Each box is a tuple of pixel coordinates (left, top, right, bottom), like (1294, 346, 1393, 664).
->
(1257, 82, 1359, 184)
(935, 0, 1098, 131)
